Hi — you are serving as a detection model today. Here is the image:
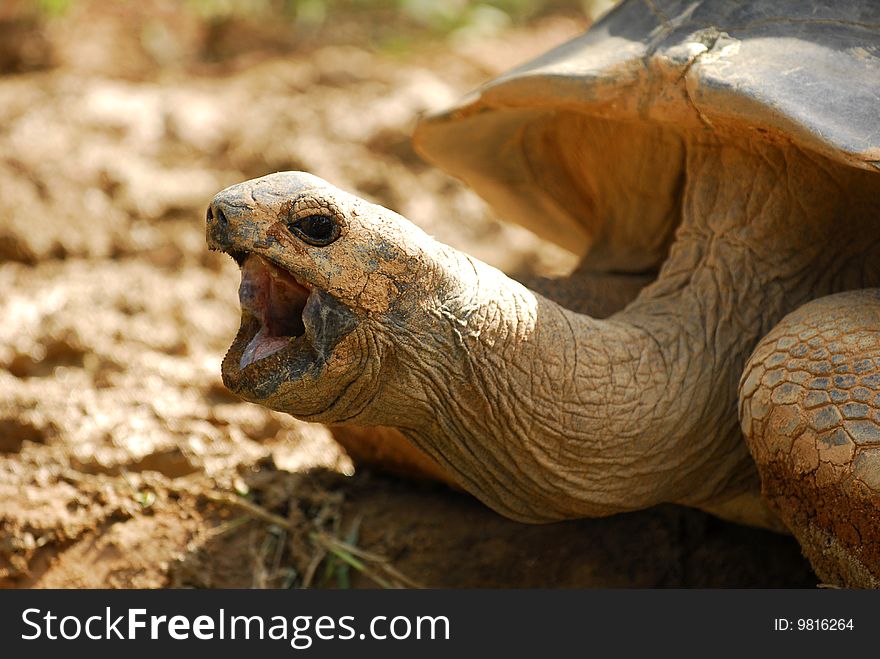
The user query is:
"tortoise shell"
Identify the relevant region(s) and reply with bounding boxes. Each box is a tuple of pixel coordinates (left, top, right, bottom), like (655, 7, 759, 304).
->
(415, 0, 880, 268)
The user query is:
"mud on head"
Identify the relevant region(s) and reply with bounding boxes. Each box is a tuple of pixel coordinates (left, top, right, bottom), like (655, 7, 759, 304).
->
(206, 171, 449, 422)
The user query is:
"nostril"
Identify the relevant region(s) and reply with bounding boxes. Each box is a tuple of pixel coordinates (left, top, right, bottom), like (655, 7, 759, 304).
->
(208, 204, 229, 230)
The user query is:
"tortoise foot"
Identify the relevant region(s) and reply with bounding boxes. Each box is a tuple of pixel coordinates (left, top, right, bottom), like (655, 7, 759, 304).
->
(740, 290, 880, 587)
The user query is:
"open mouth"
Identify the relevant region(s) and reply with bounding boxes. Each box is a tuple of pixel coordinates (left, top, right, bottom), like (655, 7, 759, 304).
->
(234, 255, 313, 369)
(219, 246, 360, 402)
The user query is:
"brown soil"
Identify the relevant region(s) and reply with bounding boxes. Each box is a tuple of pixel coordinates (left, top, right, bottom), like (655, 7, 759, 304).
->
(0, 0, 815, 588)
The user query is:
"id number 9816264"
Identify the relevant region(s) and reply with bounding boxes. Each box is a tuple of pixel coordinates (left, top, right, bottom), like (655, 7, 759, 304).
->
(773, 619, 854, 631)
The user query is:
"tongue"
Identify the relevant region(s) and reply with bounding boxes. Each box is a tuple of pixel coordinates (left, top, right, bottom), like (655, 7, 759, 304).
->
(238, 256, 311, 368)
(241, 329, 290, 368)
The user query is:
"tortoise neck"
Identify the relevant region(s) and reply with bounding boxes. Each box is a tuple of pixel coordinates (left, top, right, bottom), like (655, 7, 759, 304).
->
(378, 249, 690, 521)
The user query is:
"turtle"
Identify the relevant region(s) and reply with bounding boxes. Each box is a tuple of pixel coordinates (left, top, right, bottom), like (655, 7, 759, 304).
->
(206, 0, 880, 587)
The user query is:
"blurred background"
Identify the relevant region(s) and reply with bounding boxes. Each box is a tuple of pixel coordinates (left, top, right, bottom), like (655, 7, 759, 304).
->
(0, 0, 815, 589)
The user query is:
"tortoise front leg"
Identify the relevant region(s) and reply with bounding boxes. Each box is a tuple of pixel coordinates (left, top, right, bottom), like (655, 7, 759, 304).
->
(332, 269, 653, 485)
(739, 290, 880, 587)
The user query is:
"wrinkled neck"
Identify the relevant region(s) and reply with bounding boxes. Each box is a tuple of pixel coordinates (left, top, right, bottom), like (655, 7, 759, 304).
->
(377, 249, 679, 521)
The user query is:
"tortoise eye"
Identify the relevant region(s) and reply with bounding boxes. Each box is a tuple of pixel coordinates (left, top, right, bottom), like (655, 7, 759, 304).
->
(288, 214, 340, 247)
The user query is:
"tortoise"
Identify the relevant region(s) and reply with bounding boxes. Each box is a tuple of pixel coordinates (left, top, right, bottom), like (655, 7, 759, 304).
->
(206, 0, 880, 587)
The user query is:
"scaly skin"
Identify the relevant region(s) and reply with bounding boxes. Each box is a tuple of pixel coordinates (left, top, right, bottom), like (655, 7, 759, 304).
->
(207, 133, 880, 584)
(740, 291, 880, 587)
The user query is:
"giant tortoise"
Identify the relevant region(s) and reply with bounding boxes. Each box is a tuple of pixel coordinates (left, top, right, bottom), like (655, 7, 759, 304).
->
(206, 0, 880, 586)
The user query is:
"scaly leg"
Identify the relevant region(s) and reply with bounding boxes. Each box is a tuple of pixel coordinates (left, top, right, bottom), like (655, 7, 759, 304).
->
(739, 290, 880, 587)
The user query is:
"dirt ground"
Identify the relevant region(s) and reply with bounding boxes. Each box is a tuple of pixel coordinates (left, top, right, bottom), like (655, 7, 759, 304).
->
(0, 0, 816, 588)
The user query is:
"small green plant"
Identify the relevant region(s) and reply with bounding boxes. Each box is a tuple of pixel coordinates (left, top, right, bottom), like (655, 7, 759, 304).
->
(134, 490, 157, 508)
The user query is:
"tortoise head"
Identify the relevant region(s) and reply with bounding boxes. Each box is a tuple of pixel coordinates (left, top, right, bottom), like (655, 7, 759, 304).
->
(207, 171, 459, 422)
